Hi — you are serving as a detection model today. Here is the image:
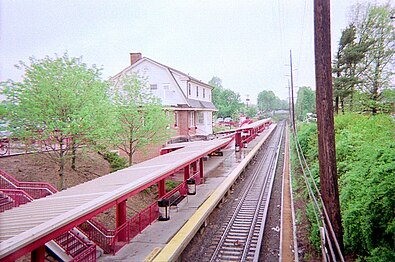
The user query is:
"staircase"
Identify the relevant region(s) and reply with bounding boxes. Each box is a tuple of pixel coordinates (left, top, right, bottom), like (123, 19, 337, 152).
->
(0, 188, 34, 212)
(0, 168, 101, 261)
(0, 191, 13, 212)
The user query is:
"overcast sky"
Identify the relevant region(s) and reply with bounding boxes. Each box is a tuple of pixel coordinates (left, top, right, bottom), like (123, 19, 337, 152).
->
(0, 0, 388, 103)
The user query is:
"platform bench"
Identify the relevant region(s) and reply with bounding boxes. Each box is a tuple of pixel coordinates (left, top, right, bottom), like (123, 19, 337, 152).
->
(168, 192, 185, 211)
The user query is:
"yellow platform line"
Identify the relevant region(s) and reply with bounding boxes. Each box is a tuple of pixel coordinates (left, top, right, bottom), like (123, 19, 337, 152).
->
(145, 247, 162, 262)
(152, 125, 277, 262)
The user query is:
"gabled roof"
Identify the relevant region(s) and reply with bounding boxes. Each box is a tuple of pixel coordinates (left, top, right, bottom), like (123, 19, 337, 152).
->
(144, 57, 214, 90)
(111, 57, 214, 90)
(111, 56, 217, 111)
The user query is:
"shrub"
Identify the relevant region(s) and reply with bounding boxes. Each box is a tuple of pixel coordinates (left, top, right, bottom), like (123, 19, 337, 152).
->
(101, 151, 128, 172)
(293, 113, 395, 260)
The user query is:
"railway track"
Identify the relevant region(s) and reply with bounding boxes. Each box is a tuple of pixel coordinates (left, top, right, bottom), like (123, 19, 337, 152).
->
(205, 122, 285, 262)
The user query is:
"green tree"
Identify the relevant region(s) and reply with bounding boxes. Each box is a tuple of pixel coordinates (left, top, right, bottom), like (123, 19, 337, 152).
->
(111, 72, 171, 166)
(1, 54, 111, 189)
(257, 90, 287, 116)
(244, 105, 257, 118)
(352, 3, 395, 114)
(295, 86, 316, 121)
(294, 114, 395, 260)
(333, 24, 367, 114)
(257, 90, 276, 114)
(0, 104, 6, 119)
(208, 76, 223, 90)
(336, 114, 395, 260)
(275, 97, 289, 110)
(209, 76, 242, 118)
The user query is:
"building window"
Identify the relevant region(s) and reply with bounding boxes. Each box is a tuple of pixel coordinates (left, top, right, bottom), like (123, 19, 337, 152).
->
(188, 83, 191, 96)
(163, 84, 170, 99)
(203, 88, 206, 99)
(150, 84, 157, 90)
(196, 86, 199, 97)
(198, 112, 204, 124)
(174, 111, 178, 127)
(190, 111, 195, 127)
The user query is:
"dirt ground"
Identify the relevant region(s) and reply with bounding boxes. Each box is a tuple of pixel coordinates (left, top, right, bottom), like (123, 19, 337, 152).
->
(0, 149, 111, 190)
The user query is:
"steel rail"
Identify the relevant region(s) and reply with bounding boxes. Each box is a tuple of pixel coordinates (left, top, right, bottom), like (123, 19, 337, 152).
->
(209, 123, 284, 261)
(209, 144, 270, 261)
(252, 122, 284, 262)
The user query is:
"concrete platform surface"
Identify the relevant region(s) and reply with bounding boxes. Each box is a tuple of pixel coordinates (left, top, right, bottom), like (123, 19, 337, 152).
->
(98, 130, 270, 262)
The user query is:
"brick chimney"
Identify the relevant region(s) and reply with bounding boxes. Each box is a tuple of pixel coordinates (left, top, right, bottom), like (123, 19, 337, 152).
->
(130, 53, 142, 65)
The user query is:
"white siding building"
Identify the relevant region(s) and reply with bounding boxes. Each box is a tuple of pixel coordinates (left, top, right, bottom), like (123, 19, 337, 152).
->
(111, 53, 217, 139)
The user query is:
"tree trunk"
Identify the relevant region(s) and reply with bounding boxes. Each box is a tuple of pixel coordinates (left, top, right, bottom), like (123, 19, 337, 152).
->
(350, 66, 355, 112)
(59, 139, 65, 190)
(341, 97, 345, 115)
(71, 138, 77, 170)
(128, 149, 133, 166)
(129, 129, 133, 166)
(372, 93, 378, 114)
(335, 96, 339, 115)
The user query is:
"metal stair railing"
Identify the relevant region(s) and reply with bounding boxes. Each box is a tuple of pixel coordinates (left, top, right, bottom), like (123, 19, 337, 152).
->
(0, 189, 34, 212)
(0, 167, 164, 256)
(78, 219, 115, 254)
(0, 168, 57, 198)
(0, 191, 14, 212)
(54, 230, 94, 258)
(0, 170, 98, 261)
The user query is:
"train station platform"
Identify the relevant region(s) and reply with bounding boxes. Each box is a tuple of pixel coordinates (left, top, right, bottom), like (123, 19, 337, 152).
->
(98, 124, 276, 262)
(0, 138, 232, 261)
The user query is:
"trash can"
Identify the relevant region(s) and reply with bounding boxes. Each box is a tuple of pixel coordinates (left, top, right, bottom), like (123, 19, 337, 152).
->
(186, 178, 196, 195)
(158, 199, 170, 221)
(235, 144, 240, 152)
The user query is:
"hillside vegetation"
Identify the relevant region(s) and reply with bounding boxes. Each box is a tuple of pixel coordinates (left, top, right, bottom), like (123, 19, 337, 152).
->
(293, 113, 394, 261)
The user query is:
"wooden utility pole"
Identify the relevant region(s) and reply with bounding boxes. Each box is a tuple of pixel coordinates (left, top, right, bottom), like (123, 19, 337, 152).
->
(314, 0, 344, 254)
(288, 80, 292, 126)
(289, 50, 296, 132)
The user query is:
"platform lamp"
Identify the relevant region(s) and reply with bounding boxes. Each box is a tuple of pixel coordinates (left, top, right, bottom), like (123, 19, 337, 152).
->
(186, 178, 196, 195)
(158, 199, 170, 221)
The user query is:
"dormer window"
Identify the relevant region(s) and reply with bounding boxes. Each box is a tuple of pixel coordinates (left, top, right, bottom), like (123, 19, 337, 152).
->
(196, 86, 199, 97)
(203, 88, 206, 99)
(188, 83, 191, 96)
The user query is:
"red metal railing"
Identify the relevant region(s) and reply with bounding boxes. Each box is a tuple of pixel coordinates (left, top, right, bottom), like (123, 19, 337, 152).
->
(0, 170, 98, 261)
(0, 159, 209, 257)
(108, 180, 195, 254)
(161, 181, 187, 200)
(0, 189, 34, 212)
(0, 168, 57, 199)
(71, 244, 97, 262)
(54, 230, 93, 258)
(78, 219, 115, 254)
(0, 191, 14, 212)
(110, 202, 159, 254)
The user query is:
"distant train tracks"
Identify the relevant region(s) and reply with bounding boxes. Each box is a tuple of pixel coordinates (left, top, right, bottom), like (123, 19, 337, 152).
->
(204, 122, 285, 262)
